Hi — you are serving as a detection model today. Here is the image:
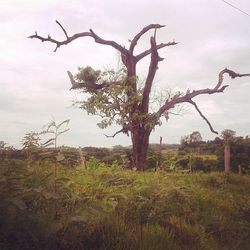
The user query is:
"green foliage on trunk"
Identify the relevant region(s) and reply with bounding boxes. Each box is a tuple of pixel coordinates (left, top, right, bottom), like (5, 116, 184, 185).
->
(73, 66, 159, 132)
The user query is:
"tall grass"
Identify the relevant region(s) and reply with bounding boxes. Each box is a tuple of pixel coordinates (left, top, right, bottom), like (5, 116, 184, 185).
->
(0, 159, 249, 249)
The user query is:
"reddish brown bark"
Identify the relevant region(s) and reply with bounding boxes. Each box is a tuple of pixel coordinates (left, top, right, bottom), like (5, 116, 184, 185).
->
(131, 126, 151, 171)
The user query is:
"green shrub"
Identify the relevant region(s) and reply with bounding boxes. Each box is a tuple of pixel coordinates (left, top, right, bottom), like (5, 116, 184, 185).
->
(0, 161, 249, 249)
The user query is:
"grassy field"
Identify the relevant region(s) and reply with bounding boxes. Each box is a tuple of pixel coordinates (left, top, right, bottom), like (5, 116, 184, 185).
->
(0, 159, 250, 249)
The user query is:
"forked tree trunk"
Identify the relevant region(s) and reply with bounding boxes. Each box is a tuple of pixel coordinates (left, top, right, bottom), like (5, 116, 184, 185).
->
(131, 127, 151, 171)
(224, 144, 230, 173)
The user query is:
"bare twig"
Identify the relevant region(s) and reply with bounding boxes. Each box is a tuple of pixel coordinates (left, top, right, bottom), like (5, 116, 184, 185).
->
(104, 124, 130, 138)
(136, 41, 178, 62)
(29, 30, 91, 52)
(129, 24, 165, 54)
(188, 100, 218, 134)
(104, 129, 124, 138)
(56, 20, 69, 38)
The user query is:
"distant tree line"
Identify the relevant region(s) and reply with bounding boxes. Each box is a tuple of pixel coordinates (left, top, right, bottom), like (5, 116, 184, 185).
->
(1, 129, 249, 173)
(179, 130, 250, 173)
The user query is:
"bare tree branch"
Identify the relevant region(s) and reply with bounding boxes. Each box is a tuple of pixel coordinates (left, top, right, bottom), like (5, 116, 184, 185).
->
(104, 129, 124, 138)
(129, 24, 165, 54)
(56, 20, 69, 39)
(104, 125, 129, 138)
(29, 30, 92, 52)
(215, 68, 250, 89)
(29, 20, 128, 54)
(141, 34, 163, 113)
(89, 29, 128, 55)
(157, 68, 250, 132)
(188, 100, 218, 134)
(135, 41, 178, 62)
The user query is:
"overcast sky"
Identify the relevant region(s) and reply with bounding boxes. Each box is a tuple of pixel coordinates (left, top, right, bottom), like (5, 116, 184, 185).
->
(1, 0, 250, 148)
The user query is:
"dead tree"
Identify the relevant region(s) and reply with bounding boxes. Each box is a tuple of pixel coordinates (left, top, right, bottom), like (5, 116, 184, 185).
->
(29, 21, 250, 171)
